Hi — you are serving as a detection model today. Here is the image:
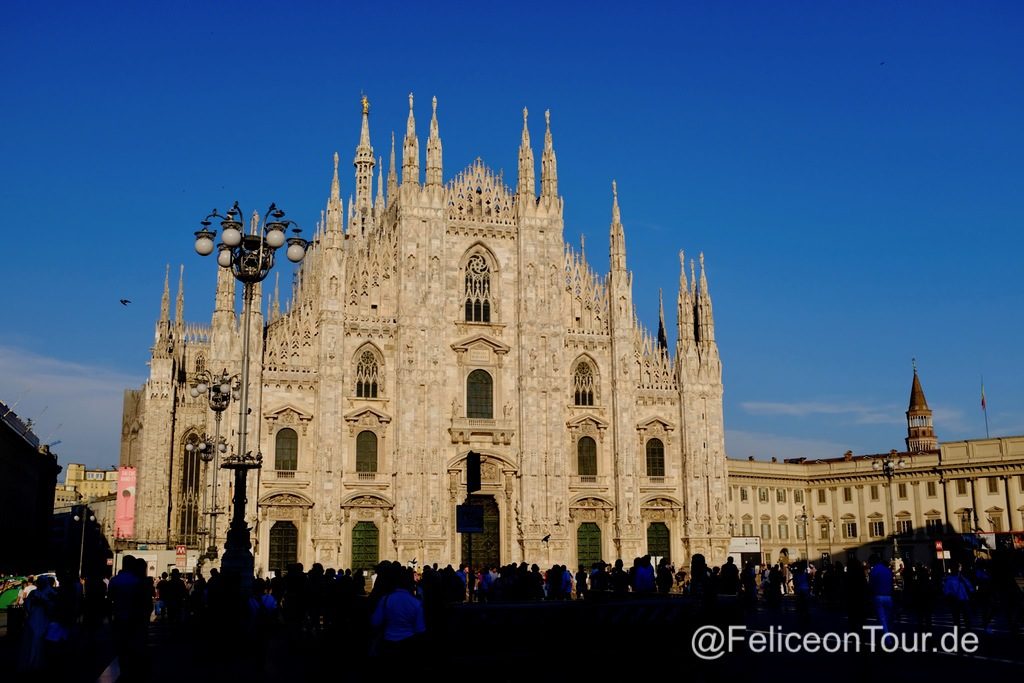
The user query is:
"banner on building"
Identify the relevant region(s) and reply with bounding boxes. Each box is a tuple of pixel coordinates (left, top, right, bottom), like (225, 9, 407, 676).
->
(114, 466, 136, 539)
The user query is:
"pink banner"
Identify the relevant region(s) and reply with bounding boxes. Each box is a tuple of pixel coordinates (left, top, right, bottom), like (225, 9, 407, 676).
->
(115, 466, 136, 539)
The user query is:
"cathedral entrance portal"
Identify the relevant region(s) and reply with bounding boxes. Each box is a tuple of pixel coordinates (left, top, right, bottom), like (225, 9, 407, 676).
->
(268, 521, 298, 576)
(460, 495, 500, 568)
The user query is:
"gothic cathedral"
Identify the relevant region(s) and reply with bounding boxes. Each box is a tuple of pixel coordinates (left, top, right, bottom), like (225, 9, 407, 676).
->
(121, 96, 729, 575)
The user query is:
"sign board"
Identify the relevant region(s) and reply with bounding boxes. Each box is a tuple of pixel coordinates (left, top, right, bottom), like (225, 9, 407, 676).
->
(456, 504, 484, 533)
(934, 540, 943, 552)
(940, 550, 951, 559)
(727, 536, 762, 567)
(175, 545, 187, 570)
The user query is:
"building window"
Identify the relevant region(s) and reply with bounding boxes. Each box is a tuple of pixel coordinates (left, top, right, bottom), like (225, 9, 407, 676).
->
(897, 483, 908, 499)
(987, 477, 999, 494)
(275, 428, 298, 471)
(897, 519, 913, 535)
(1019, 474, 1024, 492)
(796, 524, 806, 540)
(466, 369, 493, 419)
(741, 522, 753, 536)
(818, 522, 830, 540)
(356, 431, 377, 474)
(464, 254, 492, 323)
(842, 487, 852, 503)
(177, 435, 202, 546)
(925, 518, 943, 536)
(577, 436, 597, 478)
(778, 523, 789, 540)
(572, 362, 596, 406)
(728, 487, 733, 502)
(645, 439, 665, 478)
(794, 490, 803, 504)
(776, 489, 787, 503)
(870, 521, 885, 538)
(956, 480, 967, 496)
(355, 350, 379, 398)
(842, 522, 858, 539)
(740, 487, 749, 502)
(760, 522, 772, 540)
(870, 485, 879, 501)
(926, 481, 937, 497)
(758, 488, 769, 503)
(817, 489, 827, 504)
(991, 515, 1003, 533)
(351, 521, 379, 570)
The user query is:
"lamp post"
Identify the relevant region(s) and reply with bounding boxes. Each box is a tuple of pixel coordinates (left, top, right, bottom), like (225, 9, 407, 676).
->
(73, 505, 96, 579)
(873, 450, 906, 565)
(194, 202, 307, 584)
(190, 370, 237, 560)
(799, 506, 810, 564)
(185, 432, 222, 567)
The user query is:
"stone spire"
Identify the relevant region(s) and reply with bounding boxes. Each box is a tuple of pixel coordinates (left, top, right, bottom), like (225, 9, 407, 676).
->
(695, 253, 715, 343)
(657, 288, 668, 352)
(353, 95, 375, 221)
(425, 96, 443, 189)
(517, 107, 535, 201)
(402, 93, 420, 186)
(677, 250, 694, 343)
(906, 362, 938, 451)
(375, 156, 385, 212)
(387, 132, 398, 202)
(159, 264, 170, 322)
(326, 151, 344, 234)
(609, 181, 627, 272)
(174, 264, 185, 326)
(214, 262, 235, 314)
(540, 109, 558, 202)
(271, 272, 281, 320)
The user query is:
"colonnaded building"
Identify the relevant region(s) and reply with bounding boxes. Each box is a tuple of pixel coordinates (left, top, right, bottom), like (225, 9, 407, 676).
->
(120, 96, 732, 575)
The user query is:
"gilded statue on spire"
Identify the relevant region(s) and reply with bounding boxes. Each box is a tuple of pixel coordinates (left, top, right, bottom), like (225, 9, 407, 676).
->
(361, 94, 370, 115)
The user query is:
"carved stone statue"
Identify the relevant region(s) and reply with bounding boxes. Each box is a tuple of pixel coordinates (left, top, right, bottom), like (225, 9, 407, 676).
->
(714, 496, 724, 522)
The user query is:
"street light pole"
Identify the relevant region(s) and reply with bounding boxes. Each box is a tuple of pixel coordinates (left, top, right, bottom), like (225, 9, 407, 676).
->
(191, 369, 237, 560)
(800, 506, 810, 564)
(194, 202, 307, 587)
(74, 505, 95, 579)
(873, 450, 906, 565)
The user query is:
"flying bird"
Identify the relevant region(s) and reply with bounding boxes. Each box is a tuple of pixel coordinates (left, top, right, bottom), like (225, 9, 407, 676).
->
(119, 299, 132, 306)
(541, 534, 551, 543)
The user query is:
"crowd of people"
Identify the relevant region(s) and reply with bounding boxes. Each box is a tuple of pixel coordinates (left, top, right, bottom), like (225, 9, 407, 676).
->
(8, 549, 1023, 678)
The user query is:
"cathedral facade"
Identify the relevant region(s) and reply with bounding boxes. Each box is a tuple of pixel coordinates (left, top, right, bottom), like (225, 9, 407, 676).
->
(121, 96, 729, 575)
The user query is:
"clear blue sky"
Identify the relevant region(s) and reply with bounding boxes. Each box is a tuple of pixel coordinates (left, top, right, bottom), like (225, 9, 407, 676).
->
(2, 2, 1021, 470)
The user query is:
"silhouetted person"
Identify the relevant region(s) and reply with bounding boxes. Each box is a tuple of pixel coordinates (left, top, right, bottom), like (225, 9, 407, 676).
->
(719, 557, 740, 596)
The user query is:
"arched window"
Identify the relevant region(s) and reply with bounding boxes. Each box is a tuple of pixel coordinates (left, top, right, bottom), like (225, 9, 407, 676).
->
(577, 436, 597, 477)
(275, 428, 298, 471)
(573, 362, 596, 406)
(356, 431, 378, 474)
(268, 521, 298, 576)
(177, 434, 201, 546)
(355, 350, 379, 398)
(466, 369, 493, 419)
(195, 354, 206, 374)
(646, 438, 665, 477)
(647, 522, 670, 561)
(464, 254, 492, 323)
(352, 521, 379, 570)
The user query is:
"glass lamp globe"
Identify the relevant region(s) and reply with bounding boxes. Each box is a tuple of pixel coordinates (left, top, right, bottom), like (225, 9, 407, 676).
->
(217, 249, 233, 268)
(266, 228, 286, 248)
(197, 382, 208, 393)
(287, 243, 305, 262)
(220, 383, 231, 394)
(222, 226, 242, 247)
(190, 387, 200, 398)
(195, 236, 215, 256)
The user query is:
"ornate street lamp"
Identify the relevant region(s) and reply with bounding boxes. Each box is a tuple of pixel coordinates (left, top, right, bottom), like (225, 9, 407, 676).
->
(194, 202, 306, 584)
(185, 431, 226, 565)
(190, 370, 237, 560)
(873, 450, 906, 565)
